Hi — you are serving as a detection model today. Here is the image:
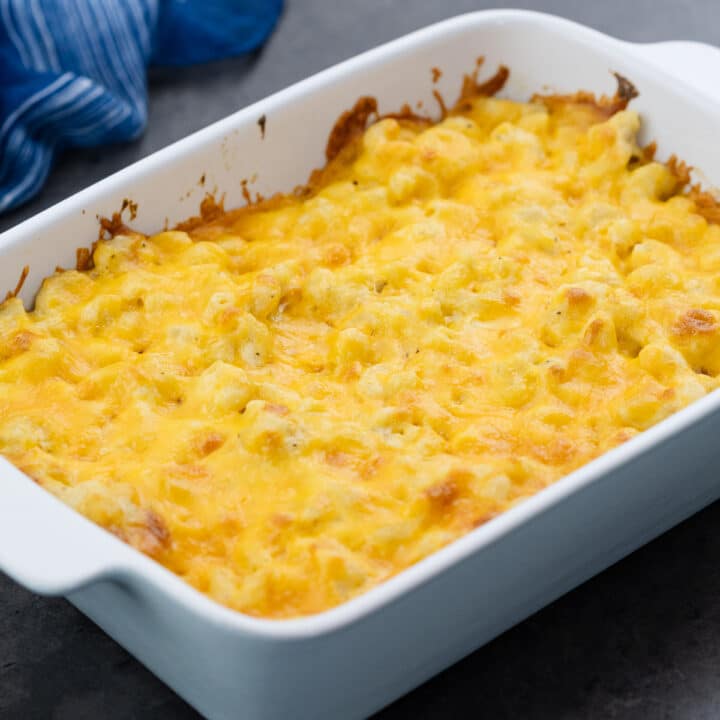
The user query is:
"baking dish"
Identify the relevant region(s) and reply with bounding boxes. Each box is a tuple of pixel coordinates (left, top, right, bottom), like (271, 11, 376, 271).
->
(2, 8, 720, 718)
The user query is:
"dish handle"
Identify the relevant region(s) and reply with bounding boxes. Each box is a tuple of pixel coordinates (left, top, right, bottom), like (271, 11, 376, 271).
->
(627, 40, 720, 100)
(0, 459, 129, 595)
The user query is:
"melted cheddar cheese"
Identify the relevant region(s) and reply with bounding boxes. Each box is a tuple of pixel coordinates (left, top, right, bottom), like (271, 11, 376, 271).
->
(2, 92, 720, 619)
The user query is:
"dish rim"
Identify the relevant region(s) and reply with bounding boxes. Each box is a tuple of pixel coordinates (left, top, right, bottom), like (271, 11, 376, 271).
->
(3, 7, 720, 641)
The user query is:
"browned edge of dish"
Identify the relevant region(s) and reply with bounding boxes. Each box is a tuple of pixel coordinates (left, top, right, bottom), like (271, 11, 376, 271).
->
(3, 58, 720, 300)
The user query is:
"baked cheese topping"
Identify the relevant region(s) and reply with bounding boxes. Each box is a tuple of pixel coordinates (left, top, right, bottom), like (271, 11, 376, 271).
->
(2, 93, 720, 618)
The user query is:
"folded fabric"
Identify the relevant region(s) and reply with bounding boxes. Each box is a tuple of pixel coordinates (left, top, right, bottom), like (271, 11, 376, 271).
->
(0, 0, 283, 214)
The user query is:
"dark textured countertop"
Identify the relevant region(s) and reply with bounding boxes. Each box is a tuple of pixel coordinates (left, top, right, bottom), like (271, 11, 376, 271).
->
(2, 1, 720, 718)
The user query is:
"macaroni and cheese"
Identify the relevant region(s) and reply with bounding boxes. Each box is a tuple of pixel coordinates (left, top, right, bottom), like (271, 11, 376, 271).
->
(2, 79, 720, 618)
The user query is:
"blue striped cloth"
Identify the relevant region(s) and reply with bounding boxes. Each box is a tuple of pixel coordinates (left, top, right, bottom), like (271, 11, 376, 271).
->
(0, 0, 283, 214)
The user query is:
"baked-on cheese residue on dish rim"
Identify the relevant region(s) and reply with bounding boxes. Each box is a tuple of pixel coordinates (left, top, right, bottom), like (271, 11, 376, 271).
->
(2, 66, 720, 619)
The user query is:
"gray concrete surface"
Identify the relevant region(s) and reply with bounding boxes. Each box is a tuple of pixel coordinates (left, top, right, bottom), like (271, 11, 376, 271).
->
(2, 1, 720, 718)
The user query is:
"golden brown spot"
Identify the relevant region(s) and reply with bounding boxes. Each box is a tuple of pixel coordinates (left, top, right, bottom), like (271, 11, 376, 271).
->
(613, 73, 639, 105)
(426, 469, 472, 513)
(5, 265, 29, 301)
(455, 57, 510, 108)
(98, 211, 130, 242)
(326, 96, 378, 162)
(667, 155, 691, 188)
(325, 451, 352, 467)
(219, 512, 244, 535)
(425, 479, 458, 510)
(614, 429, 635, 445)
(432, 89, 448, 119)
(219, 306, 241, 324)
(272, 512, 293, 527)
(673, 308, 717, 336)
(9, 458, 41, 484)
(11, 330, 36, 353)
(1, 330, 38, 362)
(566, 287, 592, 306)
(264, 403, 290, 416)
(258, 114, 266, 139)
(533, 73, 638, 120)
(121, 198, 138, 221)
(531, 437, 575, 465)
(471, 512, 496, 529)
(459, 63, 510, 103)
(502, 288, 521, 306)
(75, 247, 93, 271)
(583, 318, 606, 345)
(241, 179, 252, 205)
(107, 525, 128, 542)
(197, 432, 225, 457)
(640, 141, 657, 164)
(137, 510, 171, 558)
(260, 431, 285, 453)
(629, 142, 659, 171)
(323, 243, 352, 266)
(382, 103, 433, 127)
(688, 185, 720, 225)
(175, 194, 226, 231)
(431, 66, 442, 83)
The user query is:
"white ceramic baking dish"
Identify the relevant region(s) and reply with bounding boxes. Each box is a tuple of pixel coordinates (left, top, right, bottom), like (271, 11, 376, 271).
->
(2, 9, 720, 719)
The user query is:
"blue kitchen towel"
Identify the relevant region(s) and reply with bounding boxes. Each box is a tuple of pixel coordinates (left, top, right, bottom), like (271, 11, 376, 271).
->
(0, 0, 283, 214)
